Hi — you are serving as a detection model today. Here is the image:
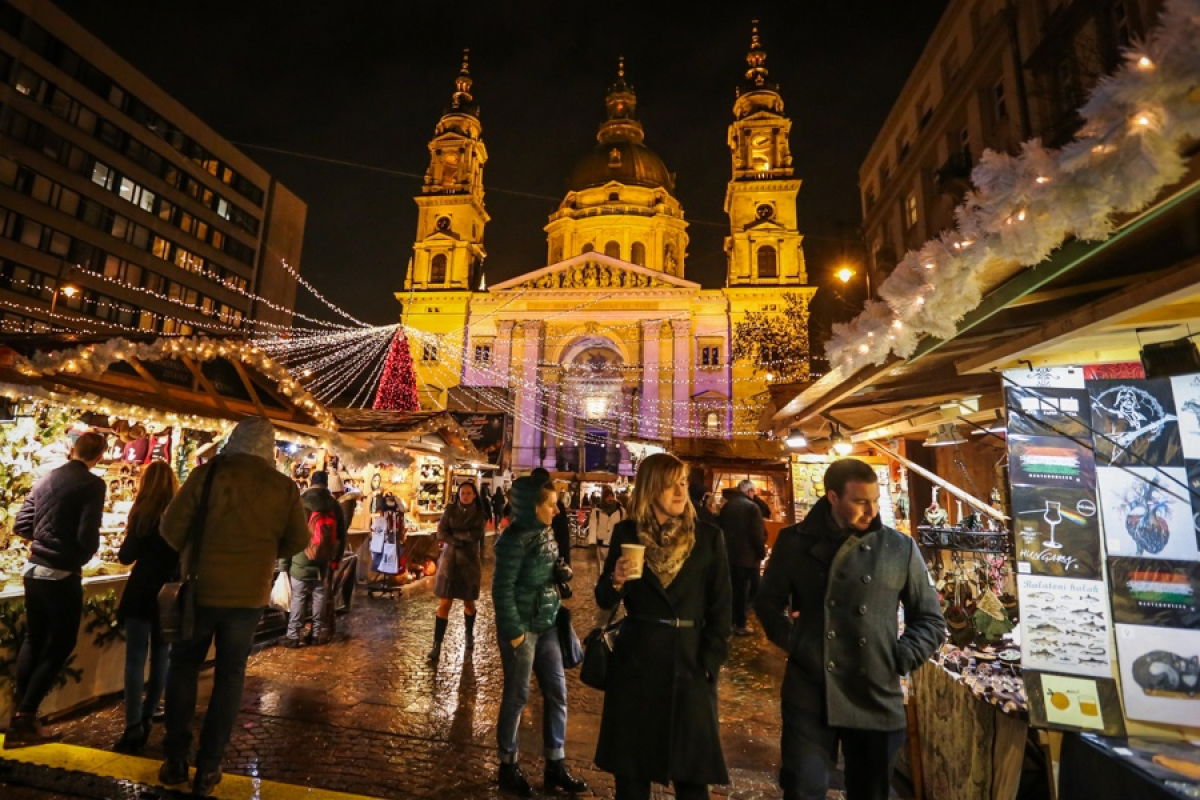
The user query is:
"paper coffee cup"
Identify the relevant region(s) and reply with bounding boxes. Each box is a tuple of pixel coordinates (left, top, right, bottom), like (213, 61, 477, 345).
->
(621, 543, 646, 579)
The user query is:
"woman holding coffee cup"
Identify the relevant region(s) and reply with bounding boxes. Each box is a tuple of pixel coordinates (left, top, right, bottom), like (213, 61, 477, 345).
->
(491, 476, 589, 798)
(593, 452, 732, 800)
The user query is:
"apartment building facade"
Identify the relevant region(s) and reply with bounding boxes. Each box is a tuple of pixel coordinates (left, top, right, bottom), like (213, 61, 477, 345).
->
(859, 0, 1163, 289)
(0, 0, 305, 335)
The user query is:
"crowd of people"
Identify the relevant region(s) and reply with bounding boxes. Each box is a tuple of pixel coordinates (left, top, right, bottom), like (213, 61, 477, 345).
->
(5, 414, 947, 800)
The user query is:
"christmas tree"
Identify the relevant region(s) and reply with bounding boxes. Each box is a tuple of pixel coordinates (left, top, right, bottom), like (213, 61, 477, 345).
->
(372, 329, 420, 411)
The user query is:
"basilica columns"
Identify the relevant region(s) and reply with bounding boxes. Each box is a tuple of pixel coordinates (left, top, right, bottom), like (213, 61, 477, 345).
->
(671, 318, 691, 437)
(493, 320, 515, 387)
(541, 366, 562, 469)
(640, 320, 661, 440)
(513, 320, 543, 469)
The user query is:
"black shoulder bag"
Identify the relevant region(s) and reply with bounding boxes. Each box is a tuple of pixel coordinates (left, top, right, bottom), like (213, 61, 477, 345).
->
(158, 458, 221, 643)
(579, 593, 624, 690)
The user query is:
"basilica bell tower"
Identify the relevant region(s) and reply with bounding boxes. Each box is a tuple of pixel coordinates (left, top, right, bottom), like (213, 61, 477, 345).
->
(404, 49, 490, 291)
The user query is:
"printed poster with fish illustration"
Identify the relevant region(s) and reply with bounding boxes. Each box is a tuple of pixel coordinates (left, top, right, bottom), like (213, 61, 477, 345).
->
(1012, 485, 1102, 579)
(1017, 575, 1113, 678)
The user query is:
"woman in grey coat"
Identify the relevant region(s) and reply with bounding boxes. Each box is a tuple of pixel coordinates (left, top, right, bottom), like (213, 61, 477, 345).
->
(429, 481, 485, 662)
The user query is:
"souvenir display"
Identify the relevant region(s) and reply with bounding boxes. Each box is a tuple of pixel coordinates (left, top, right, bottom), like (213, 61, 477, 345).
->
(1088, 379, 1183, 468)
(1005, 385, 1093, 439)
(1097, 466, 1196, 561)
(1115, 625, 1200, 727)
(1012, 485, 1102, 579)
(1017, 575, 1112, 678)
(1109, 557, 1200, 629)
(416, 455, 447, 514)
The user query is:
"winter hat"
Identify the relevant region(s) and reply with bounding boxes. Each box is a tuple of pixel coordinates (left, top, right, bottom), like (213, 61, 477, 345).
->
(509, 475, 551, 527)
(222, 416, 275, 461)
(310, 470, 329, 488)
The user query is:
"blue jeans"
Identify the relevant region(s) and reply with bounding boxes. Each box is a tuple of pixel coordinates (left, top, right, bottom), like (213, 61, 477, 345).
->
(496, 626, 567, 763)
(123, 616, 169, 730)
(163, 606, 262, 772)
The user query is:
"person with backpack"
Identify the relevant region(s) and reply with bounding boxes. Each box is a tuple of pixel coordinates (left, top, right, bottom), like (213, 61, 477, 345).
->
(158, 417, 309, 795)
(114, 460, 179, 754)
(281, 470, 347, 648)
(429, 481, 486, 662)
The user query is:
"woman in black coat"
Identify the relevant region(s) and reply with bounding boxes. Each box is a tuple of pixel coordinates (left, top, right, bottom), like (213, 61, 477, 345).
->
(115, 460, 179, 754)
(429, 481, 486, 662)
(594, 453, 732, 800)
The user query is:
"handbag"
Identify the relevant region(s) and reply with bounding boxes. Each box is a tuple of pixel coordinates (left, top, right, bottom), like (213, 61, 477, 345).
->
(158, 457, 222, 643)
(556, 605, 584, 669)
(579, 599, 623, 690)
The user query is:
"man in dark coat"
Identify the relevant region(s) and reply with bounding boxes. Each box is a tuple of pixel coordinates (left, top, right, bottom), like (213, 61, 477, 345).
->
(7, 432, 107, 747)
(755, 458, 945, 800)
(718, 483, 766, 636)
(748, 485, 773, 520)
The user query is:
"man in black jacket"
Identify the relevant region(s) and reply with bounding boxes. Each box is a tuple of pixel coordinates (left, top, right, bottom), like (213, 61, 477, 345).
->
(6, 432, 107, 747)
(718, 483, 766, 636)
(755, 459, 945, 800)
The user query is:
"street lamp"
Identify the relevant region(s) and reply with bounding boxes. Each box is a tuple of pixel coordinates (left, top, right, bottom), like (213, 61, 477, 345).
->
(834, 263, 871, 297)
(49, 283, 80, 314)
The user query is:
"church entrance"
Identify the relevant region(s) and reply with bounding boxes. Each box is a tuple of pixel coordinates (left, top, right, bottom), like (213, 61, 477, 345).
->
(584, 428, 608, 472)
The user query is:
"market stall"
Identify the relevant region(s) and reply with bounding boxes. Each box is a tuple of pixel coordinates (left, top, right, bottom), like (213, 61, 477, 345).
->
(0, 333, 338, 721)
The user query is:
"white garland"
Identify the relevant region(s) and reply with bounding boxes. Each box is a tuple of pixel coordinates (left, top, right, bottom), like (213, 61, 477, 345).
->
(827, 0, 1200, 372)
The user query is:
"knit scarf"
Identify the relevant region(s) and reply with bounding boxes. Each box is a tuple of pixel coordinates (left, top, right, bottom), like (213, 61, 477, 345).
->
(636, 509, 695, 588)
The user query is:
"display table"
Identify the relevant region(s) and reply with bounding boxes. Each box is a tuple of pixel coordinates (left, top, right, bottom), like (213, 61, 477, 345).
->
(0, 573, 130, 723)
(1059, 733, 1200, 800)
(911, 663, 1028, 800)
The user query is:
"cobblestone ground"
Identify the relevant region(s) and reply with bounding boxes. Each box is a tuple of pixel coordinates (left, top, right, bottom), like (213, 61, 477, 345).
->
(44, 553, 899, 799)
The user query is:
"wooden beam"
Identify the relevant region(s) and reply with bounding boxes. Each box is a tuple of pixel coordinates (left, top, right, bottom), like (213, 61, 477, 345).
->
(125, 357, 174, 406)
(956, 254, 1200, 374)
(771, 358, 900, 429)
(180, 355, 231, 415)
(230, 359, 270, 418)
(850, 392, 1004, 442)
(869, 439, 1008, 521)
(1007, 273, 1145, 308)
(832, 374, 1001, 413)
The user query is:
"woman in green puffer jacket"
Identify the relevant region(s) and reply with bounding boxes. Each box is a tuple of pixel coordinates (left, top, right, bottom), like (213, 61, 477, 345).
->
(491, 476, 588, 798)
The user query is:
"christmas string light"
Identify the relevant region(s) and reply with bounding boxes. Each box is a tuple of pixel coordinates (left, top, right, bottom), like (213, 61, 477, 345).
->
(279, 259, 370, 328)
(350, 331, 394, 408)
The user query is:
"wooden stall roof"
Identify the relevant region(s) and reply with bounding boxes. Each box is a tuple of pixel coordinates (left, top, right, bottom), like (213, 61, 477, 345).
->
(330, 408, 488, 465)
(773, 165, 1200, 445)
(671, 436, 790, 469)
(0, 333, 328, 428)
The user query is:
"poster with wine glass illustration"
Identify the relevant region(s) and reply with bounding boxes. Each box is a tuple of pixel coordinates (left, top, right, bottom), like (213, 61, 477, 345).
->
(1012, 485, 1102, 579)
(1005, 385, 1094, 439)
(1088, 379, 1184, 468)
(1008, 434, 1097, 490)
(1114, 624, 1200, 727)
(1096, 466, 1197, 561)
(1108, 557, 1200, 629)
(1018, 575, 1113, 677)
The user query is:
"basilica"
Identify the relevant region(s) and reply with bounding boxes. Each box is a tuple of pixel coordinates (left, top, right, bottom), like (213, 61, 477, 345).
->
(398, 28, 814, 474)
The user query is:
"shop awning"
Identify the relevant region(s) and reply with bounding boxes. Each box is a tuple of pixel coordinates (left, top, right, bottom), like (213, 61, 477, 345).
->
(773, 166, 1200, 444)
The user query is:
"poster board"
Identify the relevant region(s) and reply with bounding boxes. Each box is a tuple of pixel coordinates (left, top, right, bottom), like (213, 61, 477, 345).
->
(1006, 366, 1200, 736)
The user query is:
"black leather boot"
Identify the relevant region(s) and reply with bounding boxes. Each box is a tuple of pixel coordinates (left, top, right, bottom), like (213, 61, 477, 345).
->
(544, 759, 588, 794)
(428, 615, 448, 662)
(464, 612, 476, 650)
(498, 761, 533, 797)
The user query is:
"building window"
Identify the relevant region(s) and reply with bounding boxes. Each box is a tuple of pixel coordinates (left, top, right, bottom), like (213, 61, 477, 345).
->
(905, 192, 919, 227)
(918, 106, 933, 130)
(581, 242, 594, 254)
(879, 160, 891, 184)
(705, 411, 721, 434)
(756, 245, 778, 279)
(630, 241, 645, 266)
(474, 344, 491, 364)
(422, 342, 439, 362)
(993, 80, 1008, 121)
(700, 345, 721, 367)
(430, 253, 447, 284)
(604, 240, 620, 259)
(897, 136, 911, 163)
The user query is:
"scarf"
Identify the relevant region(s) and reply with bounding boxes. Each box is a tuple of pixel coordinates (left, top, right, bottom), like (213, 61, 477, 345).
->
(597, 499, 622, 517)
(636, 510, 695, 588)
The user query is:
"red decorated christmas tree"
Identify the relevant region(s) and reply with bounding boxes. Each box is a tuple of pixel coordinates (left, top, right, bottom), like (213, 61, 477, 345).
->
(372, 329, 419, 411)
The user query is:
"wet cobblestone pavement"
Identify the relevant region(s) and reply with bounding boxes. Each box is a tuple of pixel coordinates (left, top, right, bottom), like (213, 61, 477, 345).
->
(18, 554, 904, 799)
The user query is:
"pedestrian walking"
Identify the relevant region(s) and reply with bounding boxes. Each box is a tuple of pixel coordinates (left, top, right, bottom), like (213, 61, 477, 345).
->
(114, 460, 179, 754)
(531, 468, 572, 565)
(429, 481, 486, 662)
(586, 486, 625, 563)
(594, 452, 732, 800)
(281, 470, 347, 648)
(718, 481, 766, 636)
(157, 416, 309, 796)
(491, 485, 507, 527)
(492, 476, 588, 797)
(755, 458, 945, 800)
(747, 485, 773, 521)
(5, 432, 107, 748)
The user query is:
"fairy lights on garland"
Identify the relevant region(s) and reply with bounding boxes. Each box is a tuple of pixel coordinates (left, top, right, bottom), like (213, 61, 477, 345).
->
(372, 330, 420, 411)
(826, 0, 1200, 374)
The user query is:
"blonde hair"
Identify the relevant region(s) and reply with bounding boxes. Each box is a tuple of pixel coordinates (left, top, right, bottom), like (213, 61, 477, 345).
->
(630, 452, 694, 524)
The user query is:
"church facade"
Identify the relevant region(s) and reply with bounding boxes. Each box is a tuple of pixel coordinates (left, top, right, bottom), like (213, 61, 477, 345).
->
(398, 31, 814, 474)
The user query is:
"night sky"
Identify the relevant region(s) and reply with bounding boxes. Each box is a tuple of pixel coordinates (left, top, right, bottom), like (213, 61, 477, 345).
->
(54, 0, 947, 334)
